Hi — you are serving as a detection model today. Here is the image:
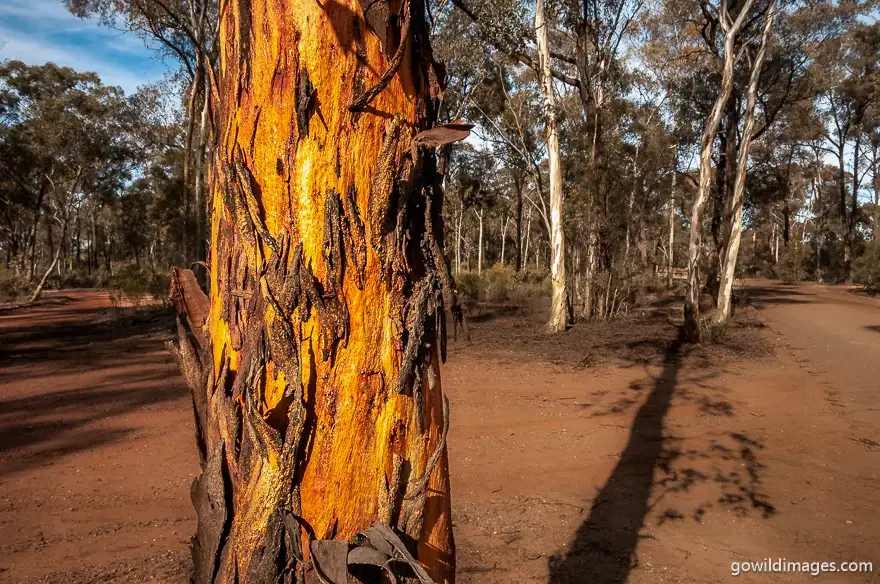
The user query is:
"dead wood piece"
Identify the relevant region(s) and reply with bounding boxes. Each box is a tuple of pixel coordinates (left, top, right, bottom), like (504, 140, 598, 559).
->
(309, 539, 349, 584)
(412, 122, 473, 149)
(170, 267, 210, 348)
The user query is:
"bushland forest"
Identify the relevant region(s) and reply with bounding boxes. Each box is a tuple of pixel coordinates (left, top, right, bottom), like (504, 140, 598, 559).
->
(1, 0, 879, 582)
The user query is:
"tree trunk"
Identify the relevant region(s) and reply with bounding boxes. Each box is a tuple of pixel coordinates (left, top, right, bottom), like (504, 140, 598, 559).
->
(668, 159, 677, 289)
(514, 173, 523, 271)
(773, 222, 779, 263)
(25, 181, 48, 282)
(813, 146, 825, 282)
(625, 146, 639, 262)
(500, 215, 507, 265)
(169, 2, 459, 582)
(523, 208, 532, 265)
(837, 139, 849, 279)
(476, 210, 484, 274)
(874, 151, 879, 241)
(583, 231, 596, 319)
(30, 214, 68, 303)
(29, 241, 62, 303)
(194, 81, 211, 264)
(715, 1, 776, 324)
(535, 0, 568, 333)
(846, 133, 861, 282)
(683, 0, 755, 342)
(182, 70, 200, 261)
(455, 205, 462, 274)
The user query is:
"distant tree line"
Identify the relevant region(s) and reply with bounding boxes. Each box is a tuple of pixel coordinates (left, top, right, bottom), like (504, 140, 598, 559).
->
(1, 0, 879, 325)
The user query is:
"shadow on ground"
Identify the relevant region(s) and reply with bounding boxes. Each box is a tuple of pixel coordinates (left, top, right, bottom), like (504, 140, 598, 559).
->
(0, 382, 186, 476)
(0, 300, 186, 475)
(546, 335, 684, 583)
(545, 329, 776, 584)
(741, 285, 819, 307)
(0, 306, 175, 383)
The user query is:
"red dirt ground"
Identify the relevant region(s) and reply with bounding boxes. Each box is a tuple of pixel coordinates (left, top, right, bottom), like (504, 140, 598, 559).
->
(0, 282, 878, 583)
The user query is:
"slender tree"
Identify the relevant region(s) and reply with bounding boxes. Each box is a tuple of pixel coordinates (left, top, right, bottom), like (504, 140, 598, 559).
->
(683, 0, 757, 342)
(715, 0, 777, 323)
(535, 0, 569, 332)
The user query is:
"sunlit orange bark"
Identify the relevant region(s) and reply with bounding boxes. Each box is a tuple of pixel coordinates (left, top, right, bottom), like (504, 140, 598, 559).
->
(170, 1, 462, 582)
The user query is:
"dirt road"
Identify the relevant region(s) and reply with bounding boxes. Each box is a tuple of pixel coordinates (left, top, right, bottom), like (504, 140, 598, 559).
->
(744, 282, 880, 434)
(0, 285, 877, 583)
(0, 293, 196, 583)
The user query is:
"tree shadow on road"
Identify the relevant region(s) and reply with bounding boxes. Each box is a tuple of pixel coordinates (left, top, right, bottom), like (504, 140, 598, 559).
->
(0, 382, 187, 476)
(741, 285, 819, 306)
(547, 334, 685, 584)
(546, 329, 775, 584)
(0, 301, 186, 476)
(0, 306, 175, 383)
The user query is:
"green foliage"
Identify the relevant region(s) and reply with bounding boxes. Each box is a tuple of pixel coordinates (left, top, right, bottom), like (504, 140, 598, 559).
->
(775, 243, 815, 283)
(59, 270, 97, 289)
(0, 270, 27, 302)
(107, 264, 170, 308)
(483, 263, 515, 302)
(454, 264, 550, 304)
(454, 272, 481, 301)
(853, 240, 880, 291)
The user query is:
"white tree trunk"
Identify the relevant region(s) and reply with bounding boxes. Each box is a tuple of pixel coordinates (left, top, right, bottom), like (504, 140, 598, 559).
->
(715, 0, 776, 324)
(523, 209, 532, 265)
(500, 215, 507, 265)
(668, 160, 677, 289)
(535, 0, 568, 332)
(873, 151, 879, 241)
(683, 0, 757, 341)
(455, 206, 462, 274)
(29, 243, 62, 303)
(774, 224, 779, 263)
(625, 146, 640, 262)
(477, 210, 484, 275)
(192, 70, 211, 262)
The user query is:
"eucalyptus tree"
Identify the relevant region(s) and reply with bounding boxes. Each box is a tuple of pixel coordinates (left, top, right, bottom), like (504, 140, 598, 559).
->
(67, 0, 219, 262)
(0, 61, 141, 299)
(168, 1, 463, 581)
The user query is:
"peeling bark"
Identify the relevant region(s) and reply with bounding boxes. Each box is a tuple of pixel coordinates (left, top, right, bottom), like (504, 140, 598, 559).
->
(170, 1, 462, 582)
(535, 0, 568, 333)
(715, 0, 776, 324)
(683, 0, 756, 342)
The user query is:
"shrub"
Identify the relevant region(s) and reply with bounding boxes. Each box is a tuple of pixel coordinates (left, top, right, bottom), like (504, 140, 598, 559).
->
(60, 269, 96, 289)
(483, 263, 515, 302)
(454, 271, 481, 302)
(0, 270, 26, 302)
(108, 264, 171, 308)
(452, 265, 550, 305)
(853, 240, 880, 291)
(775, 243, 813, 283)
(94, 265, 113, 288)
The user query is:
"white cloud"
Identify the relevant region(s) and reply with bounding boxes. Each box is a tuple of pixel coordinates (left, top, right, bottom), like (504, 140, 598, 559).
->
(0, 31, 154, 92)
(0, 0, 169, 94)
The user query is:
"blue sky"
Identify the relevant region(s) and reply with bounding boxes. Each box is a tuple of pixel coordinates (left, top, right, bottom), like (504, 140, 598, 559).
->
(0, 0, 171, 94)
